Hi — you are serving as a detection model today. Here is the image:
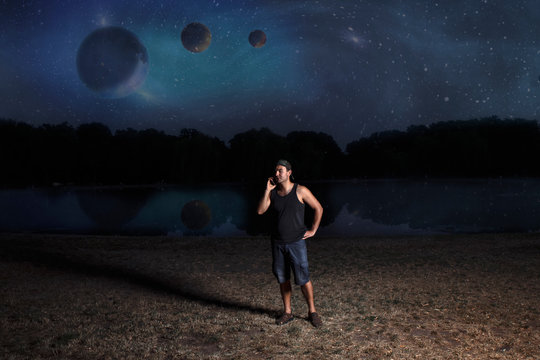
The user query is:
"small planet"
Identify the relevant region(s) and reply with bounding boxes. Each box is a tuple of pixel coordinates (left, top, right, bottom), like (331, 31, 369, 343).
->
(181, 200, 212, 230)
(249, 30, 267, 48)
(181, 22, 212, 53)
(76, 26, 148, 98)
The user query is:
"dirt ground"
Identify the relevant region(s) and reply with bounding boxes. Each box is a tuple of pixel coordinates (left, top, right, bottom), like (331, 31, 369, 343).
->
(1, 232, 539, 359)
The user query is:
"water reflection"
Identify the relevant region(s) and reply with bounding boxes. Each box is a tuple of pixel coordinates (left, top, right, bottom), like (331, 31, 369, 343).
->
(1, 179, 540, 236)
(129, 186, 248, 236)
(332, 179, 540, 233)
(76, 188, 151, 231)
(0, 188, 92, 232)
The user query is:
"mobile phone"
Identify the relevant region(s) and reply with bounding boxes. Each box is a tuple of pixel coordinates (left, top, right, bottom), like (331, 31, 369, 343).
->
(269, 177, 276, 185)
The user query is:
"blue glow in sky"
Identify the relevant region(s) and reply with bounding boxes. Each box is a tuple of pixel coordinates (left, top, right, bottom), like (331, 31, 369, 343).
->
(1, 0, 540, 147)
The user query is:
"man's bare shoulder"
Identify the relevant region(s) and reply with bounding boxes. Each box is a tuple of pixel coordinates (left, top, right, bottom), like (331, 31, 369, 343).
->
(296, 184, 313, 197)
(296, 184, 322, 209)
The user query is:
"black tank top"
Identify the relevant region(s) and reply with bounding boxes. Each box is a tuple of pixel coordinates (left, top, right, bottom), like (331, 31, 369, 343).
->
(270, 183, 307, 243)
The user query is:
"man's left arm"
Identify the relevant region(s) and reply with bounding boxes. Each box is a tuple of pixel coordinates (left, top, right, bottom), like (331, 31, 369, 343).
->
(298, 186, 323, 239)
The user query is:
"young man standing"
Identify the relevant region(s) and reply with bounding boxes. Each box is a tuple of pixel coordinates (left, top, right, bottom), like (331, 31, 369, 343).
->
(257, 159, 323, 327)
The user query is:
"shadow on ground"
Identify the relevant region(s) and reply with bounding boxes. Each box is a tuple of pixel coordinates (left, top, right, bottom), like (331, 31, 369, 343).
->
(0, 241, 276, 317)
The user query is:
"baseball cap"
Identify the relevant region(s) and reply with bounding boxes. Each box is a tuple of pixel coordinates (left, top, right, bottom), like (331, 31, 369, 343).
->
(276, 159, 292, 170)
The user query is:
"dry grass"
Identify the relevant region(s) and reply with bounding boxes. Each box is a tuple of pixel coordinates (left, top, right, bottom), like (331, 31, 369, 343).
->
(0, 232, 539, 359)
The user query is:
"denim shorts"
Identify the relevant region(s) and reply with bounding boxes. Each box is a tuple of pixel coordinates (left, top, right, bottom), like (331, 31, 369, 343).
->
(272, 238, 310, 286)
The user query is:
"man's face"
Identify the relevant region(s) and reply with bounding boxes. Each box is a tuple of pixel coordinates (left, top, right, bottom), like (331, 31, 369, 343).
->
(275, 165, 291, 183)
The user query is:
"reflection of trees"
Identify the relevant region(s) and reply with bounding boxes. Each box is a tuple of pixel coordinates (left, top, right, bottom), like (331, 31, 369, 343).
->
(233, 183, 273, 236)
(76, 187, 153, 232)
(303, 183, 344, 228)
(344, 180, 540, 232)
(2, 116, 540, 187)
(345, 181, 433, 228)
(133, 187, 240, 236)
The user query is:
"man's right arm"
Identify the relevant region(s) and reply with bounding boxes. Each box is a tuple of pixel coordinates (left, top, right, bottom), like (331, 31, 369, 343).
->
(257, 178, 275, 215)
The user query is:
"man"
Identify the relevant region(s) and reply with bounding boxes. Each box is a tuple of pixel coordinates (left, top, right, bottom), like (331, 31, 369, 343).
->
(257, 159, 323, 327)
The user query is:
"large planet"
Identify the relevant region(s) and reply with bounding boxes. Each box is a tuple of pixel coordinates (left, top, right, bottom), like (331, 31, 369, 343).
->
(181, 22, 212, 53)
(76, 26, 148, 98)
(249, 30, 267, 48)
(181, 200, 212, 230)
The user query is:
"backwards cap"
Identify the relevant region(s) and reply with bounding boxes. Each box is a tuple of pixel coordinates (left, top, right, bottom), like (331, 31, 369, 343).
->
(276, 159, 292, 170)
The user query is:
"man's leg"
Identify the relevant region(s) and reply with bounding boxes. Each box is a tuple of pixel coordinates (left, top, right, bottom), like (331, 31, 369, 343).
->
(300, 280, 316, 314)
(279, 280, 292, 314)
(275, 280, 294, 325)
(301, 280, 323, 327)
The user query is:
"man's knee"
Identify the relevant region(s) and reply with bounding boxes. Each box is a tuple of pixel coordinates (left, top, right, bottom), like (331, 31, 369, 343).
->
(294, 262, 310, 285)
(280, 279, 291, 287)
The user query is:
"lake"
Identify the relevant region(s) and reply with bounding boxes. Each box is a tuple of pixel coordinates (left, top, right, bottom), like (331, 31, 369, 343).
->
(1, 179, 540, 236)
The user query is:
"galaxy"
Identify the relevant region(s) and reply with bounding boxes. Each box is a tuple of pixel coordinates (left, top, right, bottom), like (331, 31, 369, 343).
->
(1, 0, 540, 147)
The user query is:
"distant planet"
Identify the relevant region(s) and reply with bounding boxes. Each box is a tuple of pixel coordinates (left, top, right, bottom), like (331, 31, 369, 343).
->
(249, 30, 267, 48)
(76, 26, 148, 98)
(181, 22, 212, 53)
(181, 200, 212, 230)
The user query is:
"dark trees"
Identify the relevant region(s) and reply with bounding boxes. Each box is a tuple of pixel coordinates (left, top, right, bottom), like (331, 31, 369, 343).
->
(229, 128, 288, 182)
(285, 131, 345, 180)
(1, 116, 540, 187)
(346, 117, 540, 178)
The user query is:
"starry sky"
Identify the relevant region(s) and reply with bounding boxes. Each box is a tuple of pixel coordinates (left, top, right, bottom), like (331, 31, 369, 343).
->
(1, 0, 540, 148)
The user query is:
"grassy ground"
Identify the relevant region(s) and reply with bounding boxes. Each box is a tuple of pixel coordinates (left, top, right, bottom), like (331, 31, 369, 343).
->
(0, 232, 539, 359)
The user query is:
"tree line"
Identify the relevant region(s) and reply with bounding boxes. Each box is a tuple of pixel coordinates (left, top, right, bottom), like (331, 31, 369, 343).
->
(1, 116, 539, 187)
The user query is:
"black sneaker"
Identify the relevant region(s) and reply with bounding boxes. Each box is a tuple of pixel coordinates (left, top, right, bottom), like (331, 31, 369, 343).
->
(276, 312, 294, 325)
(308, 312, 322, 328)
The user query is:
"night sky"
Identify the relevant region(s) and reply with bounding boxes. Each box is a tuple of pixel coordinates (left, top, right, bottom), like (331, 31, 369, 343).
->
(1, 0, 540, 148)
